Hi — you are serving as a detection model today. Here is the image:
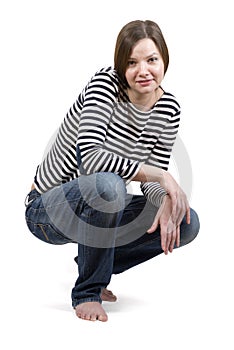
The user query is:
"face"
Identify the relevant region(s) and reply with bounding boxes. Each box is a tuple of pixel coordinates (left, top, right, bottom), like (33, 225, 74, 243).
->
(125, 38, 164, 98)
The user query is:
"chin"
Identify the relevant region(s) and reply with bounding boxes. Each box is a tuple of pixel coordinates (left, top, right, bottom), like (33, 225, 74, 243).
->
(139, 86, 155, 94)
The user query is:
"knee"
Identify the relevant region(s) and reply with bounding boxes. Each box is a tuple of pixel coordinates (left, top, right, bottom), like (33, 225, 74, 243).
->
(180, 208, 200, 246)
(95, 172, 126, 202)
(79, 172, 126, 213)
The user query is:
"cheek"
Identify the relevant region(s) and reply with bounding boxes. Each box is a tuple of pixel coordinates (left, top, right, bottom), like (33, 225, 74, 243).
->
(153, 66, 164, 80)
(125, 70, 133, 85)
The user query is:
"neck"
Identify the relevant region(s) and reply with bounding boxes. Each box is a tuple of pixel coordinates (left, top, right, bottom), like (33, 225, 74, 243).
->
(127, 87, 163, 111)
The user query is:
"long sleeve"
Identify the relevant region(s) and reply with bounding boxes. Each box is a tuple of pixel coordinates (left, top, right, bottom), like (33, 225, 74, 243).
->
(140, 97, 181, 207)
(34, 67, 181, 196)
(76, 70, 142, 183)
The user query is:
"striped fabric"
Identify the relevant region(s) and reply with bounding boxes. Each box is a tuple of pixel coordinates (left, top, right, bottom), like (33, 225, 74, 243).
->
(34, 67, 180, 207)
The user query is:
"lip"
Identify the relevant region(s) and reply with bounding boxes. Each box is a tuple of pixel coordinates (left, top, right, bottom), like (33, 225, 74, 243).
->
(136, 79, 153, 86)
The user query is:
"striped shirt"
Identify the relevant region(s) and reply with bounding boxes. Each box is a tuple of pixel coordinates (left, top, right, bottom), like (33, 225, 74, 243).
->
(34, 67, 181, 207)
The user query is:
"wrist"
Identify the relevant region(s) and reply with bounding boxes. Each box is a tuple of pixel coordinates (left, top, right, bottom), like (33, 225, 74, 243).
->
(133, 163, 164, 183)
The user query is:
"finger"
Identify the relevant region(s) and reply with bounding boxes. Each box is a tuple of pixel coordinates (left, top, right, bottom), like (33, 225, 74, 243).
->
(174, 195, 183, 226)
(186, 206, 191, 224)
(160, 224, 168, 254)
(147, 213, 160, 233)
(168, 227, 177, 253)
(178, 193, 187, 225)
(176, 226, 180, 247)
(147, 198, 167, 233)
(166, 232, 173, 254)
(175, 195, 188, 227)
(147, 219, 159, 234)
(168, 236, 175, 253)
(170, 194, 177, 224)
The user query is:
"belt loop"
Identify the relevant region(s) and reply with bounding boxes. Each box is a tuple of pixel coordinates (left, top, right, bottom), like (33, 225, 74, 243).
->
(24, 190, 36, 207)
(24, 193, 31, 207)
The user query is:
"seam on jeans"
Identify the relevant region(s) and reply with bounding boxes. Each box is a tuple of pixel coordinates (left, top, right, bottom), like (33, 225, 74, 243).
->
(38, 224, 49, 242)
(29, 198, 85, 215)
(41, 197, 84, 210)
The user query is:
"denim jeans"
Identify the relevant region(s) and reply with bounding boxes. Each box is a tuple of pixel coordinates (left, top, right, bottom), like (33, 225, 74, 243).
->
(25, 172, 200, 308)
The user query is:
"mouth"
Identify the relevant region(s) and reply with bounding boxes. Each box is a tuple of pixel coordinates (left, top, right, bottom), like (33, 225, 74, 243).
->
(136, 79, 153, 86)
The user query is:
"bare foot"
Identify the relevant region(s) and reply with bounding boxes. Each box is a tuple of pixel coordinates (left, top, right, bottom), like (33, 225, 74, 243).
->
(101, 288, 117, 302)
(75, 302, 108, 322)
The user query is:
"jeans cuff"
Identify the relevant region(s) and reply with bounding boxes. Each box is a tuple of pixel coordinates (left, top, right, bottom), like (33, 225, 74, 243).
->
(72, 296, 102, 308)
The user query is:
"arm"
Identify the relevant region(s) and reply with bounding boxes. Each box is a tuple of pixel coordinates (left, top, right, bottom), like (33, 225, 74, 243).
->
(77, 73, 188, 225)
(137, 95, 181, 206)
(147, 195, 181, 254)
(133, 99, 190, 227)
(76, 70, 142, 181)
(133, 163, 190, 228)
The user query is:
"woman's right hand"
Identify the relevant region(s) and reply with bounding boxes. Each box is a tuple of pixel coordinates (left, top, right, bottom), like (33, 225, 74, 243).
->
(162, 170, 190, 227)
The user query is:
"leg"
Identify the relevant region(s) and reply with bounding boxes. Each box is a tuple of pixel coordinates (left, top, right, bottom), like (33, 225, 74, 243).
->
(25, 172, 127, 322)
(70, 173, 127, 321)
(113, 207, 200, 274)
(73, 255, 117, 302)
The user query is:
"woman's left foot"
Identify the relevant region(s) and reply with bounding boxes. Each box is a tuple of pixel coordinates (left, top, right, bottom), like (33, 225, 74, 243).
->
(101, 288, 117, 302)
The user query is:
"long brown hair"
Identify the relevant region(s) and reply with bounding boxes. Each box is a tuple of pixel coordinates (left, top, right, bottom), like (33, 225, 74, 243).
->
(114, 20, 169, 87)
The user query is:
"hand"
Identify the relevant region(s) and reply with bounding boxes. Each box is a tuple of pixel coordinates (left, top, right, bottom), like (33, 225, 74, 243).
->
(133, 165, 190, 226)
(147, 195, 186, 254)
(161, 171, 190, 227)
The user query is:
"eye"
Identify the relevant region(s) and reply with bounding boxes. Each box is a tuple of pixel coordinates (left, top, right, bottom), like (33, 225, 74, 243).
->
(148, 57, 158, 63)
(127, 60, 137, 67)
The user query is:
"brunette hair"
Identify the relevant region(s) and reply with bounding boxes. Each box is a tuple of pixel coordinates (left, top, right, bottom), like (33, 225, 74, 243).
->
(114, 20, 169, 87)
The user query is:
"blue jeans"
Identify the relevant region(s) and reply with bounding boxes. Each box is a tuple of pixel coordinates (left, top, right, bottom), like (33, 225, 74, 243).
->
(25, 172, 200, 308)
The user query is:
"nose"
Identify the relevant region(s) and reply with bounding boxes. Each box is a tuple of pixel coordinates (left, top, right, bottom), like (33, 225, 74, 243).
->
(138, 61, 149, 76)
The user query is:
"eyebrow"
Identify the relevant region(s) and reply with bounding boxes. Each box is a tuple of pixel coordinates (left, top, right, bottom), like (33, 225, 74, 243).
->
(146, 52, 159, 58)
(128, 52, 159, 60)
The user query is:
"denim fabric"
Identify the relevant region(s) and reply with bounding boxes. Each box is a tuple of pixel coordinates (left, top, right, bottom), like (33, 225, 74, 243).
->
(25, 172, 200, 308)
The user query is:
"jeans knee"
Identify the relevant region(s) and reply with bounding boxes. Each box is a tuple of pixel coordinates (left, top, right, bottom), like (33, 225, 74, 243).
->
(96, 172, 126, 202)
(180, 208, 200, 246)
(79, 172, 126, 214)
(190, 208, 200, 239)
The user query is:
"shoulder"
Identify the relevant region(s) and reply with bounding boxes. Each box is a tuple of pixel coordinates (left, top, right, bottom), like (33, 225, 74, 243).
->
(89, 67, 120, 86)
(79, 67, 121, 104)
(82, 67, 121, 97)
(157, 91, 181, 113)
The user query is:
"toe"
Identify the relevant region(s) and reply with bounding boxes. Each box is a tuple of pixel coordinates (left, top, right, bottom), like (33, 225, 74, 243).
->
(98, 314, 108, 322)
(90, 313, 98, 321)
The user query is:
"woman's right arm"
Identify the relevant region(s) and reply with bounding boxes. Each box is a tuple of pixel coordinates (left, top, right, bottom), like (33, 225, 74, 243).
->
(76, 70, 142, 182)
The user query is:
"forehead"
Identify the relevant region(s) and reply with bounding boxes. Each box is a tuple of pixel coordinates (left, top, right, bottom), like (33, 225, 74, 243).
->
(130, 38, 159, 57)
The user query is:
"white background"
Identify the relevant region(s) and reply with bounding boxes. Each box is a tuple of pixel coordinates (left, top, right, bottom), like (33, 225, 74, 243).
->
(1, 0, 233, 349)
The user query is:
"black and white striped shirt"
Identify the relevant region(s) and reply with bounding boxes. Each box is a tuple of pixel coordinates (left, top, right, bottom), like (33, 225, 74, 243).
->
(34, 67, 180, 207)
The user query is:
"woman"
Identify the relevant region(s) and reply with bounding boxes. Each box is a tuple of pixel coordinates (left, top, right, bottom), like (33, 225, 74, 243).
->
(25, 20, 200, 322)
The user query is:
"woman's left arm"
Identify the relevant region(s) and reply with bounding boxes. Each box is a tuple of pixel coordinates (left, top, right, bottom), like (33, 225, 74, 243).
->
(140, 98, 181, 207)
(139, 97, 190, 233)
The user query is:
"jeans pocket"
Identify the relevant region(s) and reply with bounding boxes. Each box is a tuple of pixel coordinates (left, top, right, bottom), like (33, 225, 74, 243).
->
(26, 220, 73, 245)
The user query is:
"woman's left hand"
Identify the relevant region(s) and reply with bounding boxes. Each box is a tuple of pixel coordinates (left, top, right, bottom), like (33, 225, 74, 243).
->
(147, 195, 184, 254)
